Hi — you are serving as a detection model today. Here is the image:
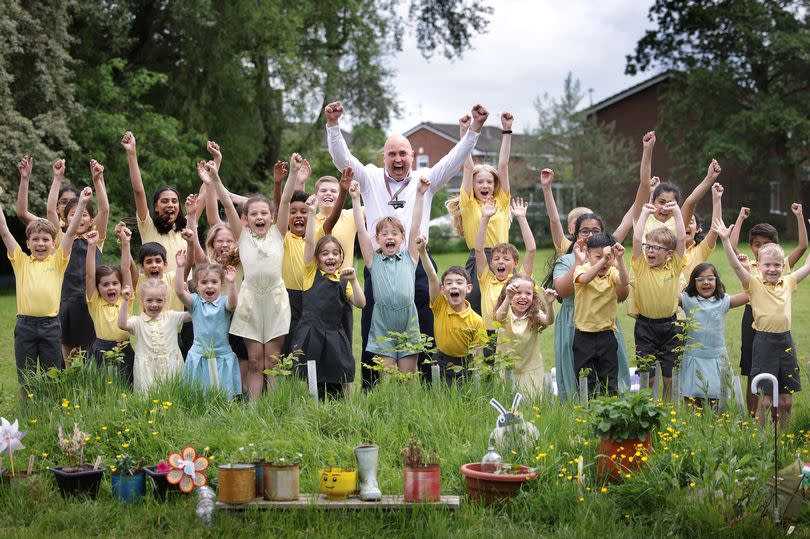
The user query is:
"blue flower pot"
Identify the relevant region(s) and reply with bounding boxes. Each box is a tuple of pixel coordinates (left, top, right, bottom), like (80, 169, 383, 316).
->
(111, 472, 145, 503)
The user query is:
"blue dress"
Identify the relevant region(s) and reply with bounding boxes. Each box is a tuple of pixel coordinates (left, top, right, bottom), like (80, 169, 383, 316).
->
(680, 293, 731, 399)
(553, 254, 631, 401)
(365, 252, 421, 359)
(184, 294, 241, 398)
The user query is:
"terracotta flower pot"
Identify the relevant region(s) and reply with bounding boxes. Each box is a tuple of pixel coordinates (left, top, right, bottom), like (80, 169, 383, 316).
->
(217, 464, 256, 504)
(263, 462, 300, 501)
(143, 465, 181, 499)
(597, 435, 652, 481)
(50, 465, 106, 498)
(459, 462, 537, 503)
(403, 464, 440, 503)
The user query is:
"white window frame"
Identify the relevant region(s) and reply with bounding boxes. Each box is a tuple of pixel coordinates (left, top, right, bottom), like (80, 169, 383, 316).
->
(769, 181, 784, 215)
(416, 155, 429, 169)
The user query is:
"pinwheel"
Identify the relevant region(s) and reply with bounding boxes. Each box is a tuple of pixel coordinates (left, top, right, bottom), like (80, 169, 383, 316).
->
(166, 446, 209, 493)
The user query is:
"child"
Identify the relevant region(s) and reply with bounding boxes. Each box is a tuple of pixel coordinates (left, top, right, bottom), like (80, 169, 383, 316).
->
(540, 167, 592, 256)
(572, 233, 629, 395)
(313, 173, 358, 270)
(632, 201, 686, 397)
(475, 196, 535, 336)
(494, 274, 556, 395)
(714, 218, 810, 426)
(353, 174, 428, 375)
(123, 241, 184, 314)
(418, 236, 485, 384)
(174, 251, 241, 399)
(0, 186, 91, 397)
(680, 263, 748, 405)
(292, 195, 366, 399)
(204, 155, 298, 401)
(85, 224, 135, 384)
(446, 113, 513, 313)
(281, 189, 311, 354)
(59, 159, 110, 362)
(15, 156, 72, 232)
(118, 281, 189, 393)
(729, 203, 808, 415)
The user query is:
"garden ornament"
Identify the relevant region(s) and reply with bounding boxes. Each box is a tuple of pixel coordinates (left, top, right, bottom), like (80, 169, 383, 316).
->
(489, 393, 539, 446)
(354, 444, 382, 501)
(167, 446, 209, 493)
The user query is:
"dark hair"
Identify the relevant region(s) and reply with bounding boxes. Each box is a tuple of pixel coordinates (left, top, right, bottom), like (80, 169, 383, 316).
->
(684, 263, 725, 300)
(692, 214, 706, 245)
(586, 233, 615, 250)
(314, 235, 345, 269)
(151, 186, 187, 234)
(95, 265, 123, 289)
(291, 190, 310, 204)
(64, 198, 95, 220)
(541, 212, 607, 290)
(652, 182, 681, 204)
(138, 242, 168, 265)
(749, 223, 779, 244)
(441, 265, 471, 284)
(56, 185, 81, 221)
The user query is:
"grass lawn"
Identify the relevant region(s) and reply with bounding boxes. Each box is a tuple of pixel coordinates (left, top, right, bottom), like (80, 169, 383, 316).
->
(1, 246, 810, 537)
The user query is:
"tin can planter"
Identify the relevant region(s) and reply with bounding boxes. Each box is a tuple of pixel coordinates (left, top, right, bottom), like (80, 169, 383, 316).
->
(263, 463, 300, 501)
(50, 465, 106, 498)
(459, 462, 537, 503)
(597, 435, 652, 481)
(254, 459, 265, 499)
(111, 472, 146, 503)
(217, 464, 256, 504)
(143, 465, 181, 499)
(4, 470, 35, 489)
(318, 467, 356, 500)
(403, 464, 441, 503)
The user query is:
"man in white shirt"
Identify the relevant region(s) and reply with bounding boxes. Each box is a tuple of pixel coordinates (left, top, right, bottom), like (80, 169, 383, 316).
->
(325, 100, 489, 387)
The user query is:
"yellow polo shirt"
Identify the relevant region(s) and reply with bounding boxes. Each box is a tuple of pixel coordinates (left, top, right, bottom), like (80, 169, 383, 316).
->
(556, 237, 572, 256)
(631, 254, 683, 319)
(10, 244, 70, 317)
(745, 274, 796, 333)
(430, 294, 485, 357)
(478, 267, 527, 331)
(751, 257, 792, 279)
(282, 233, 306, 291)
(136, 271, 184, 312)
(137, 214, 185, 273)
(682, 240, 714, 282)
(87, 290, 134, 341)
(302, 262, 353, 298)
(460, 189, 510, 249)
(644, 214, 676, 235)
(573, 265, 620, 332)
(315, 209, 357, 270)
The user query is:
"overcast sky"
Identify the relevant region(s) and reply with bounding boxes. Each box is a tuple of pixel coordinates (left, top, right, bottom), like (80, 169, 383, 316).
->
(386, 0, 657, 134)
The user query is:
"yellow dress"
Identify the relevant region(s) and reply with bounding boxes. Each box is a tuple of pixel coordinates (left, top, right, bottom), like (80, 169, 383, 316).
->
(498, 309, 544, 396)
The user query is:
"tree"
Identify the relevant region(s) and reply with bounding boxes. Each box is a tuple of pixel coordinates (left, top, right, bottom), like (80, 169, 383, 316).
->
(626, 0, 810, 236)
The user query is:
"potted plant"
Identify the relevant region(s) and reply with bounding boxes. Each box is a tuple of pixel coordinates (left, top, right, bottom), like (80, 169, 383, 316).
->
(263, 442, 302, 501)
(143, 460, 181, 499)
(0, 416, 32, 486)
(50, 423, 106, 498)
(401, 437, 440, 503)
(318, 448, 356, 500)
(588, 390, 666, 480)
(459, 461, 538, 503)
(110, 452, 145, 503)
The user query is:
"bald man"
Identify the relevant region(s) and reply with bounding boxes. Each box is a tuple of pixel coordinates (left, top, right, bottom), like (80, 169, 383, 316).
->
(325, 101, 489, 387)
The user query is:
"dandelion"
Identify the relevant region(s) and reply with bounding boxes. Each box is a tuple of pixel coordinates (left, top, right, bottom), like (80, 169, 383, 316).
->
(41, 452, 48, 458)
(689, 482, 696, 488)
(601, 487, 608, 494)
(27, 393, 34, 399)
(578, 497, 584, 502)
(121, 443, 129, 449)
(61, 399, 69, 408)
(29, 419, 37, 425)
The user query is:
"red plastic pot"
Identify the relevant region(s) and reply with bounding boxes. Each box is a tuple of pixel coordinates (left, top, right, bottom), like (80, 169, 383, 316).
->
(597, 435, 652, 481)
(403, 464, 440, 503)
(459, 462, 537, 503)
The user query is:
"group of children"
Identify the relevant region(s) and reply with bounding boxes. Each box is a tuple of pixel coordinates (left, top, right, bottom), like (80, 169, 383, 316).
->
(4, 122, 808, 424)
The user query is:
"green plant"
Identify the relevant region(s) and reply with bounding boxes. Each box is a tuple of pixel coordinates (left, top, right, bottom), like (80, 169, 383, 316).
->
(57, 423, 90, 466)
(266, 440, 302, 466)
(588, 391, 666, 442)
(401, 436, 439, 467)
(112, 453, 141, 476)
(263, 350, 302, 378)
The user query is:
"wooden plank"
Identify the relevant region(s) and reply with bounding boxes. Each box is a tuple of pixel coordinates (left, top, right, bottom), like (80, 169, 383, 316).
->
(217, 494, 461, 511)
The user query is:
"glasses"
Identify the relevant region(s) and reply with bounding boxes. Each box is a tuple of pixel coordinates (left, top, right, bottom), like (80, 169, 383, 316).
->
(578, 228, 601, 237)
(641, 243, 667, 253)
(695, 276, 716, 283)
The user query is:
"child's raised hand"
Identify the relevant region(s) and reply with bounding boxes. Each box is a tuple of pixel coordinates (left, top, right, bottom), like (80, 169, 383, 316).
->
(339, 267, 356, 281)
(180, 228, 196, 242)
(543, 287, 558, 303)
(196, 161, 211, 184)
(738, 206, 750, 220)
(289, 153, 303, 173)
(300, 159, 312, 182)
(80, 186, 93, 202)
(349, 180, 361, 200)
(539, 168, 554, 187)
(120, 131, 136, 153)
(649, 176, 660, 190)
(415, 235, 427, 253)
(185, 194, 198, 217)
(458, 114, 471, 137)
(52, 159, 65, 180)
(601, 245, 613, 264)
(115, 221, 132, 243)
(662, 201, 679, 214)
(417, 176, 431, 195)
(203, 160, 221, 183)
(305, 194, 318, 214)
(18, 155, 32, 180)
(340, 167, 354, 191)
(711, 218, 732, 240)
(86, 230, 99, 247)
(510, 197, 528, 218)
(224, 265, 237, 283)
(706, 159, 721, 181)
(642, 131, 656, 149)
(712, 182, 724, 199)
(175, 249, 187, 268)
(481, 197, 497, 219)
(641, 202, 656, 214)
(89, 159, 105, 183)
(273, 161, 287, 184)
(573, 239, 587, 264)
(324, 101, 344, 124)
(737, 252, 751, 273)
(501, 112, 513, 130)
(123, 285, 132, 300)
(612, 242, 625, 260)
(792, 203, 803, 216)
(505, 282, 519, 297)
(471, 103, 489, 128)
(206, 141, 221, 164)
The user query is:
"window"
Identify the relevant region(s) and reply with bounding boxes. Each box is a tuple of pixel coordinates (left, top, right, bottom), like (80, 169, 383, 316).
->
(416, 155, 429, 169)
(769, 182, 783, 215)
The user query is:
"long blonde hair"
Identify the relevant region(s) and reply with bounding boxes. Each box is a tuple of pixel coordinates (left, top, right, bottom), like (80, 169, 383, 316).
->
(495, 274, 547, 332)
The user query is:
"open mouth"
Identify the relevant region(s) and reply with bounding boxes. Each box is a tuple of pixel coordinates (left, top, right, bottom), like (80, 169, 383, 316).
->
(322, 196, 334, 204)
(479, 189, 490, 198)
(324, 260, 337, 271)
(292, 218, 305, 231)
(106, 290, 118, 301)
(449, 290, 461, 300)
(392, 163, 405, 175)
(384, 240, 396, 249)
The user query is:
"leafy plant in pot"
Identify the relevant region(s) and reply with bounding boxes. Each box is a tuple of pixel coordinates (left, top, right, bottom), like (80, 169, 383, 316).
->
(50, 423, 106, 498)
(110, 452, 145, 503)
(318, 448, 357, 500)
(401, 437, 440, 503)
(263, 441, 302, 501)
(587, 390, 666, 480)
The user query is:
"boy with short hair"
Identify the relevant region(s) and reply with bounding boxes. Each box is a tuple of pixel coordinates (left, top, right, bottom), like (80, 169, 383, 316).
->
(418, 236, 485, 384)
(572, 233, 629, 395)
(122, 241, 184, 313)
(0, 186, 91, 396)
(715, 218, 810, 426)
(632, 201, 686, 397)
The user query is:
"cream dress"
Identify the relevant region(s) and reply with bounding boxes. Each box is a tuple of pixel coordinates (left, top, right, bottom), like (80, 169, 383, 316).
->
(498, 309, 545, 396)
(229, 226, 290, 343)
(128, 310, 186, 392)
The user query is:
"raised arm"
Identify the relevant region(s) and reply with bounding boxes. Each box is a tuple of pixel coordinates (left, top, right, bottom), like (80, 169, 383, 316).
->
(89, 160, 110, 240)
(207, 140, 222, 171)
(702, 182, 723, 248)
(201, 161, 242, 237)
(173, 250, 193, 309)
(498, 112, 512, 195)
(120, 131, 149, 221)
(324, 101, 372, 191)
(15, 156, 39, 225)
(85, 230, 101, 300)
(635, 131, 655, 222)
(682, 159, 721, 230)
(118, 286, 133, 332)
(324, 168, 352, 235)
(539, 168, 568, 252)
(179, 228, 196, 281)
(416, 236, 440, 301)
(46, 159, 65, 229)
(633, 203, 655, 259)
(459, 115, 474, 196)
(612, 204, 635, 244)
(788, 203, 808, 268)
(272, 161, 288, 220)
(184, 195, 208, 265)
(224, 265, 239, 312)
(729, 206, 749, 252)
(670, 202, 686, 257)
(538, 288, 557, 327)
(713, 219, 750, 286)
(350, 180, 373, 267)
(409, 177, 431, 263)
(276, 153, 302, 239)
(512, 197, 535, 274)
(576, 247, 610, 286)
(115, 222, 137, 291)
(340, 267, 366, 308)
(493, 283, 515, 324)
(427, 104, 487, 192)
(302, 195, 318, 265)
(474, 199, 496, 277)
(612, 243, 629, 301)
(62, 187, 92, 254)
(791, 220, 810, 284)
(555, 239, 586, 299)
(0, 188, 20, 256)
